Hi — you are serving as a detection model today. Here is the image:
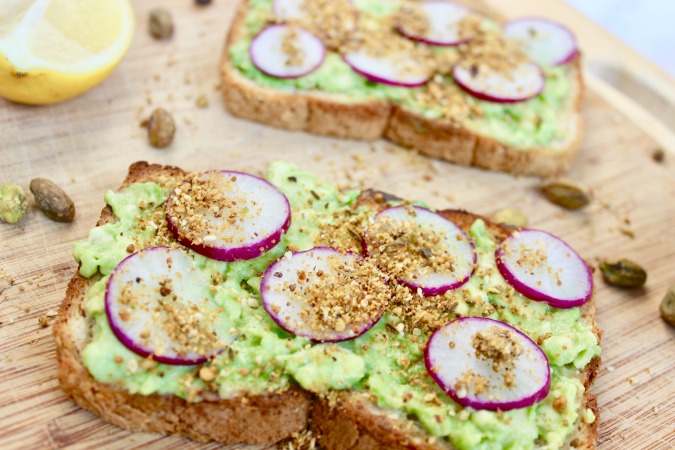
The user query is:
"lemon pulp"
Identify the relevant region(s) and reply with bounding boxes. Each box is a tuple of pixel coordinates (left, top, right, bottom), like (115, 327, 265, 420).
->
(0, 0, 134, 105)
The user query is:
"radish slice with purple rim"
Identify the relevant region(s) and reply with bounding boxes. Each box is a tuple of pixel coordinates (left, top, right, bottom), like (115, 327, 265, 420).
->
(397, 1, 475, 46)
(503, 17, 578, 67)
(343, 51, 431, 88)
(364, 206, 475, 296)
(166, 170, 291, 262)
(249, 24, 326, 79)
(453, 61, 545, 103)
(105, 247, 232, 365)
(495, 229, 593, 308)
(425, 317, 551, 411)
(261, 247, 390, 342)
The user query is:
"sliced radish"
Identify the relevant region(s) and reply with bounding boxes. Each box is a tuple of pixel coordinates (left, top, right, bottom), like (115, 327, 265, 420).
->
(398, 1, 474, 46)
(166, 170, 291, 262)
(364, 206, 475, 296)
(425, 317, 551, 411)
(272, 0, 354, 21)
(249, 24, 326, 79)
(261, 247, 390, 342)
(343, 51, 431, 88)
(453, 61, 545, 103)
(495, 229, 592, 308)
(503, 17, 578, 67)
(105, 247, 232, 365)
(272, 0, 303, 19)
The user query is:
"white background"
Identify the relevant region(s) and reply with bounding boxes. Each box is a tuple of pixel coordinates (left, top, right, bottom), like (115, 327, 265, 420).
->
(566, 0, 675, 77)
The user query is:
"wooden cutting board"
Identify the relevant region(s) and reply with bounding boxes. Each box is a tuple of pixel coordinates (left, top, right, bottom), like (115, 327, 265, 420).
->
(0, 1, 673, 449)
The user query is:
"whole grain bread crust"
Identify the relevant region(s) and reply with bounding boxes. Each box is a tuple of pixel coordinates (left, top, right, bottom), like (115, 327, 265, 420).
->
(221, 0, 585, 176)
(311, 192, 601, 450)
(54, 162, 312, 445)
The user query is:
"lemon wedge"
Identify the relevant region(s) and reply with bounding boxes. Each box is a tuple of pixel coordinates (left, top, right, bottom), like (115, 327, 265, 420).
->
(0, 0, 134, 105)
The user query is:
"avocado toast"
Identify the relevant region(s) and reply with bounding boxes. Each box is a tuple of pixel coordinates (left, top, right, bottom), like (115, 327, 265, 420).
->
(222, 0, 584, 176)
(55, 161, 601, 449)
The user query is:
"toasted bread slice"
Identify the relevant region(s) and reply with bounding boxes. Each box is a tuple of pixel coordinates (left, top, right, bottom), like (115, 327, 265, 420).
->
(54, 162, 312, 445)
(310, 197, 601, 450)
(56, 166, 601, 449)
(221, 0, 584, 176)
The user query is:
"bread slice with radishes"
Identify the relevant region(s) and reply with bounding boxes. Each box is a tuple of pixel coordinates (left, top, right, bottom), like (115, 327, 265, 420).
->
(311, 198, 601, 450)
(54, 162, 312, 445)
(221, 0, 584, 176)
(55, 161, 601, 449)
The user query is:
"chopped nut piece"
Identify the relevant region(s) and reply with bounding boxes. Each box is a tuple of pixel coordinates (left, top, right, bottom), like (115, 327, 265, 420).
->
(140, 358, 156, 370)
(481, 303, 496, 317)
(454, 370, 489, 396)
(148, 8, 174, 40)
(159, 279, 173, 297)
(552, 396, 567, 412)
(652, 148, 665, 163)
(599, 259, 647, 288)
(199, 366, 217, 382)
(540, 179, 590, 210)
(537, 332, 553, 345)
(38, 316, 49, 328)
(660, 284, 675, 326)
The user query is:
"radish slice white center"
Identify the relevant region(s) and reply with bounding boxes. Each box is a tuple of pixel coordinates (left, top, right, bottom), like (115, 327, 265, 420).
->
(261, 247, 390, 342)
(453, 61, 545, 103)
(398, 1, 473, 46)
(495, 229, 593, 308)
(503, 17, 578, 67)
(106, 247, 232, 365)
(250, 25, 326, 79)
(272, 0, 303, 20)
(166, 170, 291, 262)
(365, 206, 475, 296)
(425, 317, 550, 411)
(343, 51, 431, 88)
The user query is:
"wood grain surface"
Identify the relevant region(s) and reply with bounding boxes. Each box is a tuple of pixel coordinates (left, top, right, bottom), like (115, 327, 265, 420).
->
(0, 1, 673, 449)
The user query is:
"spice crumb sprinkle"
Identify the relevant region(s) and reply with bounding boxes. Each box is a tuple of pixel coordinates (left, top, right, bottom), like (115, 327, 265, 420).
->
(472, 326, 523, 384)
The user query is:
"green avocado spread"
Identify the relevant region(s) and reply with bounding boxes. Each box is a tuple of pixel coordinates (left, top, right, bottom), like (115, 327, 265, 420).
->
(76, 162, 599, 450)
(228, 0, 574, 149)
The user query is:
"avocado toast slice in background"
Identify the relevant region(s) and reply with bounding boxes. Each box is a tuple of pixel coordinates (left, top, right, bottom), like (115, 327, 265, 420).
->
(55, 161, 601, 449)
(221, 0, 584, 177)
